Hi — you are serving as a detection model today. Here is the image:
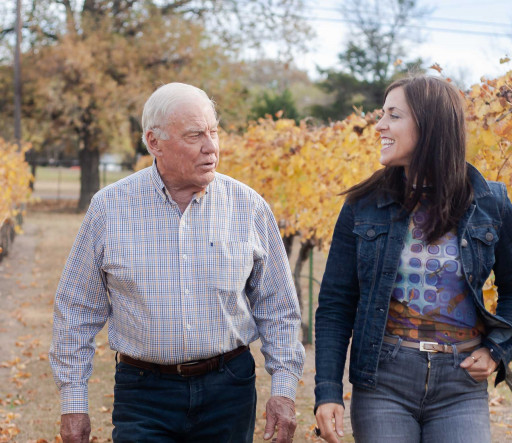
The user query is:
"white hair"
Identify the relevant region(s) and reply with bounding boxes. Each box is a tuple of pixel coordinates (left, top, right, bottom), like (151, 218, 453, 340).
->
(141, 82, 216, 149)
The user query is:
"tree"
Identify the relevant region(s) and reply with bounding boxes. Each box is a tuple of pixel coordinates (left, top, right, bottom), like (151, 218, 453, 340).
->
(311, 0, 429, 121)
(250, 88, 300, 123)
(0, 0, 310, 210)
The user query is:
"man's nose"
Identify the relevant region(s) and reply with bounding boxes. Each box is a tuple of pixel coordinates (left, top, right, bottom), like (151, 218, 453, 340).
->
(202, 134, 218, 153)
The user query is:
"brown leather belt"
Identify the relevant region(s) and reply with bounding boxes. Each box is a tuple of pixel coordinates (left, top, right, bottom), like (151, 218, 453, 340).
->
(119, 345, 249, 377)
(383, 336, 481, 353)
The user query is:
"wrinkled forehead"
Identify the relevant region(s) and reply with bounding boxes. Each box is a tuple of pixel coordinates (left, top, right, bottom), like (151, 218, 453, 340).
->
(166, 98, 217, 127)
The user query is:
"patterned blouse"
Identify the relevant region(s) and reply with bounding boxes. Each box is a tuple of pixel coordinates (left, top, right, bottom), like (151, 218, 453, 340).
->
(386, 198, 485, 343)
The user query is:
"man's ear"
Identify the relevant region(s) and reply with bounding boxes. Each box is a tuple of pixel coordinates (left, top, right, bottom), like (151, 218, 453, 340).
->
(146, 130, 162, 157)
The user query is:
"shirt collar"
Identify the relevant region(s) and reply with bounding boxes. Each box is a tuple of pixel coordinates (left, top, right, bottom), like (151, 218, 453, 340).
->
(150, 159, 212, 204)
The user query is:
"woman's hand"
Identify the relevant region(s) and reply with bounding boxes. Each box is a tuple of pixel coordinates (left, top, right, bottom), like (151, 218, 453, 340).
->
(460, 347, 498, 382)
(315, 403, 345, 442)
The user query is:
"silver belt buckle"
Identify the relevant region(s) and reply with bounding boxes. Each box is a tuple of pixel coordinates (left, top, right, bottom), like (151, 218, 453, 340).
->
(419, 341, 439, 352)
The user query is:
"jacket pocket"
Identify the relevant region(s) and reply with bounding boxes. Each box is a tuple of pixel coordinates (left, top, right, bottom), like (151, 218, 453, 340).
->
(467, 225, 499, 268)
(353, 223, 389, 260)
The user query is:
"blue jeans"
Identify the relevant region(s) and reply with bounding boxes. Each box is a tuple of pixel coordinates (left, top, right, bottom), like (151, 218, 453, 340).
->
(350, 341, 490, 443)
(112, 349, 257, 442)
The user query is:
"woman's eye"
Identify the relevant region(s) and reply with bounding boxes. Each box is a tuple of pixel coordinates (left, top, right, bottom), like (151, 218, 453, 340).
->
(390, 114, 400, 120)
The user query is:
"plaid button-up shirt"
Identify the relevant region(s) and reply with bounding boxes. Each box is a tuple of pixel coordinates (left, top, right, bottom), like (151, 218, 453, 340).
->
(50, 163, 305, 414)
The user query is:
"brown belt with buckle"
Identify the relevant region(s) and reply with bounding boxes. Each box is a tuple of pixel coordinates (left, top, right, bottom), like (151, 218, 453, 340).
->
(119, 345, 249, 377)
(383, 336, 481, 353)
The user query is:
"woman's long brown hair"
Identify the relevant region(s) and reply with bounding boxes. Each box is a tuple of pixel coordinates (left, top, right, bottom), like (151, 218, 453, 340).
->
(344, 75, 473, 243)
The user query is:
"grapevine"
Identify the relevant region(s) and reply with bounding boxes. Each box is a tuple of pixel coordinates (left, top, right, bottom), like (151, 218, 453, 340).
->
(0, 139, 33, 257)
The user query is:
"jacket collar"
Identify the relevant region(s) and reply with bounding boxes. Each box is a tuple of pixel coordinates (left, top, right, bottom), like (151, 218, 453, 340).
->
(376, 163, 491, 209)
(466, 163, 492, 199)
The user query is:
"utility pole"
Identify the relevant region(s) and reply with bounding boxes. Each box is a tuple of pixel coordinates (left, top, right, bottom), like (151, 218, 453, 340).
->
(14, 0, 22, 151)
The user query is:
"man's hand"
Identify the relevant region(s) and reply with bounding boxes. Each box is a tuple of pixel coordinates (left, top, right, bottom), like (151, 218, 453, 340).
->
(263, 396, 297, 442)
(460, 347, 499, 382)
(60, 413, 91, 443)
(315, 403, 344, 443)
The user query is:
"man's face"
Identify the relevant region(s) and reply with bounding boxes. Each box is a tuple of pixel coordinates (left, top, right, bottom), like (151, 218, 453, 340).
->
(150, 99, 219, 193)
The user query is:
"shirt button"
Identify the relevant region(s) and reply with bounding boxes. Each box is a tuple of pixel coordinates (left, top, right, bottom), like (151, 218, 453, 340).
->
(468, 274, 473, 283)
(367, 229, 376, 238)
(461, 239, 468, 248)
(186, 324, 192, 330)
(184, 289, 190, 295)
(183, 254, 187, 260)
(485, 232, 494, 242)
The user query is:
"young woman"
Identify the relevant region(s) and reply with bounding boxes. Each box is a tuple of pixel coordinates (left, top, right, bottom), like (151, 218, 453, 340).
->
(314, 75, 512, 443)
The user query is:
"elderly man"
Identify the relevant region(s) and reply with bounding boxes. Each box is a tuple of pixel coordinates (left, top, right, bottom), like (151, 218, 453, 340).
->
(49, 83, 305, 443)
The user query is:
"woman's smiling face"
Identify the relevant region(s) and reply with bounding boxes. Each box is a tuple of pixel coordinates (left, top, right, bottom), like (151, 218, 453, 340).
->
(375, 86, 419, 176)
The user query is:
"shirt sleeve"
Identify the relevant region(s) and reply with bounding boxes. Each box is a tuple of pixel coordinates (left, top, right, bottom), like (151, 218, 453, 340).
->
(49, 196, 111, 414)
(245, 197, 305, 401)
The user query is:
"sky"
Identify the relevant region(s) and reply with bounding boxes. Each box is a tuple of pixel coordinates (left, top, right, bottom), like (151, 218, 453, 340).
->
(293, 0, 512, 88)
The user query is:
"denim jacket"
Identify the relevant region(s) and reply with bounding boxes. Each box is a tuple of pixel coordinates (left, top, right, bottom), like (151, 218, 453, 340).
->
(315, 165, 512, 411)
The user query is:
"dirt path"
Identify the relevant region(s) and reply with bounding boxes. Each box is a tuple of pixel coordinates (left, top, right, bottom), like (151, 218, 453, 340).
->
(0, 203, 510, 442)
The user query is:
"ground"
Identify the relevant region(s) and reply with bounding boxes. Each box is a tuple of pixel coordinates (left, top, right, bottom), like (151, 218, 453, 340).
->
(0, 171, 511, 441)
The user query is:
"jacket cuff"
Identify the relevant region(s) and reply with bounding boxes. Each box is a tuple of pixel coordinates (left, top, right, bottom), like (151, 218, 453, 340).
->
(482, 336, 508, 386)
(482, 337, 503, 363)
(314, 381, 344, 414)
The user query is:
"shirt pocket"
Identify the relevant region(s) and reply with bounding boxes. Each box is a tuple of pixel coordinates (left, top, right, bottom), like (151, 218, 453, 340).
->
(207, 241, 253, 295)
(467, 225, 499, 268)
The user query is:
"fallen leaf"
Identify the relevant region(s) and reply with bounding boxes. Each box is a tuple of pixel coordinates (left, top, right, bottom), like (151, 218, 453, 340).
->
(1, 358, 20, 368)
(17, 334, 32, 341)
(489, 395, 504, 406)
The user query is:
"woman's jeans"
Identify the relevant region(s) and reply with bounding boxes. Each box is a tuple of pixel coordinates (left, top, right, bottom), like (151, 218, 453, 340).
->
(112, 349, 257, 442)
(351, 341, 491, 443)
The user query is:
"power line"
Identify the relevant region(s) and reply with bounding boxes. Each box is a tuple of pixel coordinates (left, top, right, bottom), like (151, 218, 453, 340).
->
(305, 4, 512, 28)
(303, 15, 512, 38)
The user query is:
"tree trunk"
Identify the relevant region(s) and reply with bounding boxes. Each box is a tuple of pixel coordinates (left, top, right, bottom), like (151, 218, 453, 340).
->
(25, 149, 36, 190)
(282, 234, 295, 258)
(78, 143, 100, 211)
(293, 239, 314, 344)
